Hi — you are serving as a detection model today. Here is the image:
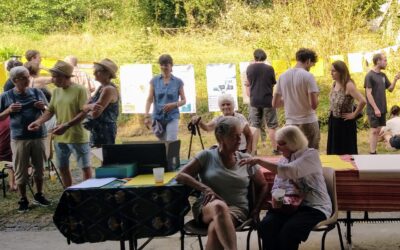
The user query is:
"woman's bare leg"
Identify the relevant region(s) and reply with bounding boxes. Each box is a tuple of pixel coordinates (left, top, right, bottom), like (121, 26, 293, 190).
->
(205, 221, 224, 250)
(202, 200, 237, 250)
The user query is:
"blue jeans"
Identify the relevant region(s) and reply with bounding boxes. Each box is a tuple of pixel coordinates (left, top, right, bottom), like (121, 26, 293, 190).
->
(54, 142, 91, 169)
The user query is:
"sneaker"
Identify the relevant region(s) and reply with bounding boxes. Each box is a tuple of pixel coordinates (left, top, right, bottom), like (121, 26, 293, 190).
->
(18, 197, 29, 213)
(33, 193, 51, 206)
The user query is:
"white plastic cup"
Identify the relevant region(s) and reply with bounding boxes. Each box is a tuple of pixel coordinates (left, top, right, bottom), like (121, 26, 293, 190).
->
(272, 188, 285, 208)
(153, 167, 165, 184)
(50, 170, 56, 182)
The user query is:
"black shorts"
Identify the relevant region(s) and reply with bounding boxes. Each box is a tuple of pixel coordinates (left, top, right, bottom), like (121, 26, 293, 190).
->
(368, 114, 386, 128)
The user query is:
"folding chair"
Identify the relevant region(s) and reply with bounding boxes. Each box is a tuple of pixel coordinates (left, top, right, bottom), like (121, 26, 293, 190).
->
(180, 180, 262, 250)
(311, 167, 345, 250)
(45, 135, 65, 189)
(0, 161, 13, 197)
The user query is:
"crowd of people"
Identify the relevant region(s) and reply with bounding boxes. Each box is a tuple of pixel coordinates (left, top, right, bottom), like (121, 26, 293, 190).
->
(1, 47, 399, 249)
(0, 50, 120, 212)
(176, 48, 399, 250)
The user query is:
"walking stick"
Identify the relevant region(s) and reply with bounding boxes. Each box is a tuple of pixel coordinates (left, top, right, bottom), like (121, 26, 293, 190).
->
(187, 118, 205, 159)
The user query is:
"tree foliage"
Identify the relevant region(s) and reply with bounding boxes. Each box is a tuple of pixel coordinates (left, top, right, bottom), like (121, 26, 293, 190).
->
(0, 0, 387, 33)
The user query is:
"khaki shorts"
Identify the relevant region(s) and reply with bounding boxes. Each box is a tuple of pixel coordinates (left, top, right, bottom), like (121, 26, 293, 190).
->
(249, 107, 279, 129)
(11, 138, 46, 185)
(292, 122, 320, 150)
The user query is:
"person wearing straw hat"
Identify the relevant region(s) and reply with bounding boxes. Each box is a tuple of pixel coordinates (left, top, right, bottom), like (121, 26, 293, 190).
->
(82, 58, 119, 147)
(28, 60, 91, 187)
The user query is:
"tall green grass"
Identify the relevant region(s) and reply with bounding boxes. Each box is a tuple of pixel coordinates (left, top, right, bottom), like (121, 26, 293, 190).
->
(1, 0, 399, 135)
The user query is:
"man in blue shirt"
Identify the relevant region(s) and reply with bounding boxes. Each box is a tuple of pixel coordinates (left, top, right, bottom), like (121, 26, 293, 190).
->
(0, 66, 50, 212)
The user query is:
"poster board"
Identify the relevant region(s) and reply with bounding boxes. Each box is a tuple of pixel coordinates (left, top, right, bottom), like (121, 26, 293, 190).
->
(206, 63, 238, 112)
(120, 64, 153, 113)
(172, 64, 196, 113)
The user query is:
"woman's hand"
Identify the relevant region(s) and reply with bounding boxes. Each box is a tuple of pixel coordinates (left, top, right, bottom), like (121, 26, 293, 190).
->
(202, 187, 222, 206)
(162, 102, 177, 113)
(83, 103, 103, 113)
(191, 115, 201, 125)
(144, 116, 152, 129)
(239, 157, 260, 167)
(341, 112, 355, 121)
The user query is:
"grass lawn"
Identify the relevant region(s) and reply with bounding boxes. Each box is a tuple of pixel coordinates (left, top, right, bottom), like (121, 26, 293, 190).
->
(0, 128, 395, 231)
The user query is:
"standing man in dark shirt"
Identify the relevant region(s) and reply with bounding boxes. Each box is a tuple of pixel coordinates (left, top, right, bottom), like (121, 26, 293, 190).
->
(246, 49, 279, 154)
(364, 53, 399, 154)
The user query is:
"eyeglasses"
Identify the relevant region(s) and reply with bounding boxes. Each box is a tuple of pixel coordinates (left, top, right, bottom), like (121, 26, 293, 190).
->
(15, 76, 29, 81)
(94, 69, 106, 74)
(52, 73, 66, 78)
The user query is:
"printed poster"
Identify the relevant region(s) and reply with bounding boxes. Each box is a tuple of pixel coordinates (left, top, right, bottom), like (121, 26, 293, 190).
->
(172, 64, 196, 113)
(239, 62, 250, 104)
(206, 64, 238, 112)
(120, 64, 153, 113)
(348, 53, 364, 73)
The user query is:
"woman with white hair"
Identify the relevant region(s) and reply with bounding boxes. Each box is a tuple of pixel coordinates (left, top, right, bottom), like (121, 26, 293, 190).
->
(239, 126, 331, 250)
(192, 93, 253, 153)
(177, 116, 268, 250)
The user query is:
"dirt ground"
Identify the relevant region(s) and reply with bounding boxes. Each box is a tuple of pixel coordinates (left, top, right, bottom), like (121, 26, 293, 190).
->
(1, 212, 400, 250)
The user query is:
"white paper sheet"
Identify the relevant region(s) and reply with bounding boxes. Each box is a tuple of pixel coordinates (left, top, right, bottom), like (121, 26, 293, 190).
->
(68, 178, 116, 189)
(119, 64, 153, 113)
(353, 155, 400, 179)
(348, 53, 364, 73)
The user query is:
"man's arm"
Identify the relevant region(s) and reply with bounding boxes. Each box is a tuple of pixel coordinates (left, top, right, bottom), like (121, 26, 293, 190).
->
(272, 93, 283, 108)
(51, 110, 87, 135)
(387, 73, 400, 92)
(366, 87, 381, 117)
(27, 110, 54, 131)
(245, 79, 250, 97)
(309, 92, 319, 110)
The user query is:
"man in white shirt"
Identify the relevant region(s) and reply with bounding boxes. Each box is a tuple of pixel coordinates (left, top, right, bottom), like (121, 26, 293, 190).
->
(272, 48, 320, 149)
